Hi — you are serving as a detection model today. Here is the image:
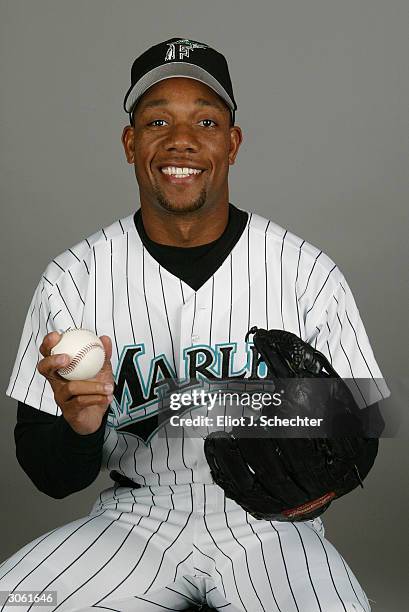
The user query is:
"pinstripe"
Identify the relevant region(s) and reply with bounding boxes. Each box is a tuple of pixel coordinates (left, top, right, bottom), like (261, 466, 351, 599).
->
(247, 217, 251, 331)
(163, 426, 178, 486)
(52, 513, 148, 610)
(68, 248, 81, 262)
(150, 441, 161, 486)
(11, 334, 33, 393)
(228, 254, 233, 343)
(339, 554, 368, 610)
(191, 293, 197, 339)
(52, 309, 62, 321)
(106, 434, 120, 471)
(0, 512, 108, 610)
(164, 586, 198, 605)
(42, 275, 53, 286)
(110, 239, 120, 361)
(292, 523, 322, 611)
(117, 433, 129, 476)
(142, 247, 156, 357)
(244, 513, 282, 612)
(280, 230, 287, 329)
(129, 489, 137, 513)
(305, 265, 337, 316)
(220, 503, 267, 612)
(89, 605, 121, 611)
(92, 508, 173, 606)
(333, 300, 368, 406)
(52, 259, 65, 273)
(9, 301, 37, 394)
(143, 508, 194, 594)
(23, 289, 44, 402)
(39, 379, 50, 412)
(298, 251, 322, 301)
(295, 240, 305, 338)
(339, 283, 385, 399)
(326, 335, 333, 363)
(158, 265, 177, 374)
(343, 307, 377, 379)
(68, 269, 85, 305)
(112, 485, 120, 511)
(202, 488, 247, 611)
(55, 285, 76, 328)
(93, 246, 98, 334)
(192, 544, 227, 599)
(173, 551, 193, 582)
(269, 522, 300, 612)
(168, 484, 175, 510)
(28, 515, 133, 611)
(0, 525, 62, 583)
(148, 484, 157, 504)
(179, 279, 185, 304)
(312, 530, 349, 612)
(125, 232, 136, 344)
(209, 276, 215, 346)
(264, 220, 270, 329)
(193, 567, 210, 576)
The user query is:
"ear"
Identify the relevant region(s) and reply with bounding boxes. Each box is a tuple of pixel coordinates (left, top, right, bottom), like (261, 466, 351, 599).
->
(121, 125, 135, 164)
(228, 125, 243, 165)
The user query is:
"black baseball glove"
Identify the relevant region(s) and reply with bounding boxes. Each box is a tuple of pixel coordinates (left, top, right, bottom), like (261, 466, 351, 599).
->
(204, 327, 378, 521)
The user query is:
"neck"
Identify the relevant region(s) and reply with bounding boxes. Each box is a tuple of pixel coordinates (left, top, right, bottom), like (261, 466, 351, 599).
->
(140, 200, 230, 247)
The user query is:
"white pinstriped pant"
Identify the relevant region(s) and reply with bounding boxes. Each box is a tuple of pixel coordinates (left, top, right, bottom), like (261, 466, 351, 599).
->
(0, 483, 371, 612)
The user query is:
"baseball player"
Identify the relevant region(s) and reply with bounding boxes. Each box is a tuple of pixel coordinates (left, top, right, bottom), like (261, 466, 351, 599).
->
(1, 38, 389, 611)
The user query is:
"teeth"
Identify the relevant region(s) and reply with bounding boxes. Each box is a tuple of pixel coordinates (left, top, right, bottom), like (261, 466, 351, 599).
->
(161, 166, 202, 176)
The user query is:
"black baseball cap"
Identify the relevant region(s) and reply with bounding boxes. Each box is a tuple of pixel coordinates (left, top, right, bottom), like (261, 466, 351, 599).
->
(123, 37, 237, 124)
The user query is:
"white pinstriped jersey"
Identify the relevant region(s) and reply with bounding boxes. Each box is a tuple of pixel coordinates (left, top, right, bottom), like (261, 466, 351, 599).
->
(6, 207, 389, 488)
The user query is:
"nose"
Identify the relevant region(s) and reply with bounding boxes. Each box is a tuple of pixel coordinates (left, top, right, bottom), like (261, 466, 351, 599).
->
(163, 122, 200, 153)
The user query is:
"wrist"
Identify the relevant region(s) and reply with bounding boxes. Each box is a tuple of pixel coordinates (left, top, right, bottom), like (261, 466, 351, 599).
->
(56, 412, 108, 453)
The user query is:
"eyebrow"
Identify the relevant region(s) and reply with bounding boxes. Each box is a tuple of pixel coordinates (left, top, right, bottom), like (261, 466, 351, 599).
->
(139, 97, 225, 112)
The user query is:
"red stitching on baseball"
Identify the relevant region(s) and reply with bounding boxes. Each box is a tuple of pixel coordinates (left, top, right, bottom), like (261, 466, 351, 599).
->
(59, 342, 104, 375)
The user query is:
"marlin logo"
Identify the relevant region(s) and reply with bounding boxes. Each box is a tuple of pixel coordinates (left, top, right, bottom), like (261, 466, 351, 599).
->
(165, 39, 208, 62)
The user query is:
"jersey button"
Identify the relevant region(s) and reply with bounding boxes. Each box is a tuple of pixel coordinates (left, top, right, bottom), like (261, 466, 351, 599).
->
(191, 335, 199, 342)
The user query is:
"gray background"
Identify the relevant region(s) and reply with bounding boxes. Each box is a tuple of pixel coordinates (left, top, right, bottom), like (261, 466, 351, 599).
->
(1, 0, 407, 610)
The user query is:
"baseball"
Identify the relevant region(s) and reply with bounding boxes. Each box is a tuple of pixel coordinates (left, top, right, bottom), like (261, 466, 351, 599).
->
(51, 329, 106, 381)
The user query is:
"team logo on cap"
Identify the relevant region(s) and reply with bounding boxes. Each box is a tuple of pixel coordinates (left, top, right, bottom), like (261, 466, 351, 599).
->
(165, 39, 208, 62)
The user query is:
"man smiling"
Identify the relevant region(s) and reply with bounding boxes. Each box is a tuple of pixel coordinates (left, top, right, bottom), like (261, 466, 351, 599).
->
(122, 75, 242, 243)
(3, 38, 388, 611)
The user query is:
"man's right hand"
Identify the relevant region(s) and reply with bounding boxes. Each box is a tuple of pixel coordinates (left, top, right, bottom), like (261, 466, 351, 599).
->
(37, 332, 114, 435)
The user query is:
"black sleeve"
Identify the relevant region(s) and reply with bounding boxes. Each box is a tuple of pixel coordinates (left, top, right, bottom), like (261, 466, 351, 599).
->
(14, 402, 108, 499)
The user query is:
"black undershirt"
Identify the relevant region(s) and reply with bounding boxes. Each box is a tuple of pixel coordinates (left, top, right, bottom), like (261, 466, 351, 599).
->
(134, 203, 248, 290)
(15, 204, 249, 497)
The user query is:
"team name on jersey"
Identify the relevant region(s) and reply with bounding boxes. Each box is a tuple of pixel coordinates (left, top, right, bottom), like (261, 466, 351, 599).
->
(112, 340, 265, 442)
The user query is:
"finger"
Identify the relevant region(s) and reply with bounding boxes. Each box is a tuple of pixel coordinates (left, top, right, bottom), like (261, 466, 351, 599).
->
(39, 331, 62, 358)
(59, 380, 115, 402)
(37, 353, 70, 378)
(66, 393, 114, 410)
(99, 335, 113, 368)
